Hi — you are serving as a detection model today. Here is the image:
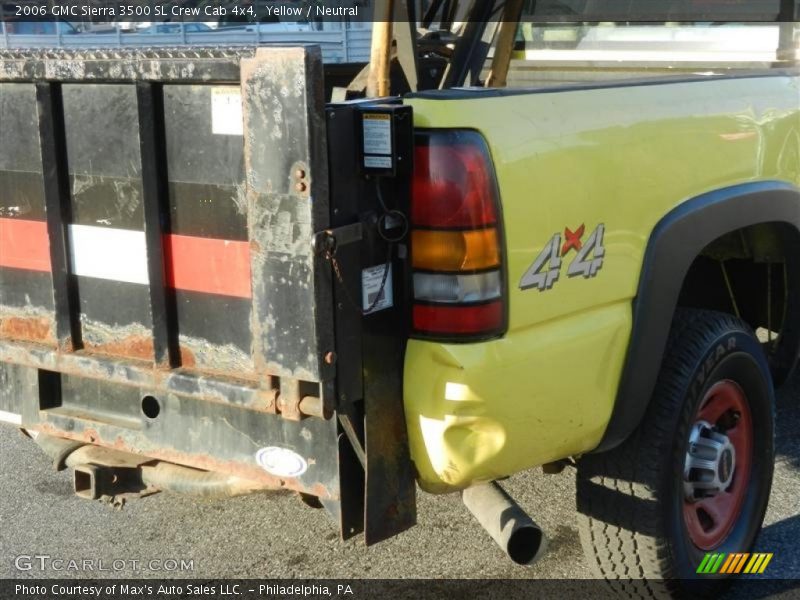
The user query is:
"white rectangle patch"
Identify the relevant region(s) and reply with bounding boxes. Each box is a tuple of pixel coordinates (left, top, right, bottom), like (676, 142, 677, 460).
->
(364, 155, 392, 169)
(362, 264, 393, 314)
(69, 224, 149, 285)
(0, 410, 22, 426)
(211, 87, 243, 136)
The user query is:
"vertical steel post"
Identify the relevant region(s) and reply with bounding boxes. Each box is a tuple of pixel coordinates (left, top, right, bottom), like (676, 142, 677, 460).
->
(136, 82, 177, 367)
(36, 83, 81, 351)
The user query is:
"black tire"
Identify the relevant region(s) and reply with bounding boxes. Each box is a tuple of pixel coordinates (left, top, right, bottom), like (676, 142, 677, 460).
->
(576, 309, 775, 597)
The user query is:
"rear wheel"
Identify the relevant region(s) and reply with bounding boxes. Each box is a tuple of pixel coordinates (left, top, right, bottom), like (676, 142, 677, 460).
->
(576, 309, 775, 597)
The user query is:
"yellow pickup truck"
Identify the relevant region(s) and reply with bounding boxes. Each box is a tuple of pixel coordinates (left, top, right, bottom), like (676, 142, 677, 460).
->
(0, 5, 797, 596)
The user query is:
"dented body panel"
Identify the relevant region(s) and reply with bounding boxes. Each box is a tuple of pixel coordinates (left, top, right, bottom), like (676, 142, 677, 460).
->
(3, 41, 799, 550)
(404, 72, 800, 492)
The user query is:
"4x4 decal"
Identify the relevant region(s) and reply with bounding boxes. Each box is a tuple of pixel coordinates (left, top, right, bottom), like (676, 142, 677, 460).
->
(519, 223, 605, 291)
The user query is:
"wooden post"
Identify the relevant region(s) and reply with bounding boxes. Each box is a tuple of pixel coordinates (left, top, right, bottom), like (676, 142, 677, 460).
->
(485, 0, 524, 88)
(367, 0, 395, 97)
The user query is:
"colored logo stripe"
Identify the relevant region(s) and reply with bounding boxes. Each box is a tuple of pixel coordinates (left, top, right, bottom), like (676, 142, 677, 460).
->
(0, 218, 252, 299)
(697, 553, 725, 573)
(163, 233, 251, 299)
(69, 224, 150, 285)
(698, 552, 773, 574)
(0, 218, 51, 272)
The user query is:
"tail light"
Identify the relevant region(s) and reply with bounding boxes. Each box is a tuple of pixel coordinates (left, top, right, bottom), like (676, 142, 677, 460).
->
(410, 130, 506, 340)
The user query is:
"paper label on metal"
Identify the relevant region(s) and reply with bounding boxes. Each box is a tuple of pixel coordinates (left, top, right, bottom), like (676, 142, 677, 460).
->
(362, 263, 393, 314)
(211, 87, 243, 136)
(362, 113, 392, 155)
(364, 155, 392, 169)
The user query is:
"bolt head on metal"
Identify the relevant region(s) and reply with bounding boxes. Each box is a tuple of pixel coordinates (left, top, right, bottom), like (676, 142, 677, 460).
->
(324, 351, 337, 365)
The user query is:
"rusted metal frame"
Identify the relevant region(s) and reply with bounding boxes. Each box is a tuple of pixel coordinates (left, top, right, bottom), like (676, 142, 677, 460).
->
(367, 0, 395, 97)
(485, 0, 524, 88)
(0, 340, 271, 411)
(440, 0, 500, 89)
(4, 364, 338, 499)
(35, 82, 81, 352)
(136, 82, 178, 368)
(1, 356, 341, 501)
(0, 48, 253, 83)
(240, 47, 334, 425)
(33, 409, 340, 501)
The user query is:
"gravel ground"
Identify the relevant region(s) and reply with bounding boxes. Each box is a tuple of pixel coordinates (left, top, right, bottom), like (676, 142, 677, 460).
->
(0, 378, 798, 593)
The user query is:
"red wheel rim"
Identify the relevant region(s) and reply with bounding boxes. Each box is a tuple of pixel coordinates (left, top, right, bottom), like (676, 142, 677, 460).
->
(682, 380, 753, 550)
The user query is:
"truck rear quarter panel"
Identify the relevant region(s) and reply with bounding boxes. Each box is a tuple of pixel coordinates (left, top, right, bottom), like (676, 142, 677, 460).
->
(404, 73, 800, 492)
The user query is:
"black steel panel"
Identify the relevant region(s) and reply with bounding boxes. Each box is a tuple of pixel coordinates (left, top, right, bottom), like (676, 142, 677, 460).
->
(0, 268, 54, 311)
(325, 102, 417, 544)
(167, 182, 248, 240)
(0, 171, 45, 220)
(0, 84, 45, 221)
(0, 83, 40, 172)
(60, 373, 143, 423)
(0, 267, 56, 346)
(163, 84, 247, 240)
(63, 84, 144, 230)
(174, 289, 253, 373)
(67, 175, 145, 230)
(76, 277, 153, 360)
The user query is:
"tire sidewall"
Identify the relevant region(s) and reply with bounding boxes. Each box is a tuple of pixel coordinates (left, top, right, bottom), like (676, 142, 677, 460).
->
(666, 327, 775, 584)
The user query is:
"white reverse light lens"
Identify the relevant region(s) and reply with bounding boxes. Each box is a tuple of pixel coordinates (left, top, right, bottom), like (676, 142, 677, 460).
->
(413, 271, 502, 304)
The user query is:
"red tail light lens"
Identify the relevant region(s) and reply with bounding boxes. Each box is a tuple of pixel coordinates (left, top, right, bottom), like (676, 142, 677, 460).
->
(412, 143, 498, 228)
(410, 130, 506, 341)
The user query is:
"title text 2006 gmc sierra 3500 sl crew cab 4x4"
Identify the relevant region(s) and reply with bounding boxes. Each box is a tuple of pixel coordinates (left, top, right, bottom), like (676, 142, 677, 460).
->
(0, 1, 798, 596)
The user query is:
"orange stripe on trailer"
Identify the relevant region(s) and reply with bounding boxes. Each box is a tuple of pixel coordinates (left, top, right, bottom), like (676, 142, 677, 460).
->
(164, 233, 252, 299)
(0, 219, 252, 298)
(0, 218, 51, 272)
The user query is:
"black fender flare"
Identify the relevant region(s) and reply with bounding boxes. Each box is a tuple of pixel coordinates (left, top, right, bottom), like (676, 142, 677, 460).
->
(596, 180, 800, 453)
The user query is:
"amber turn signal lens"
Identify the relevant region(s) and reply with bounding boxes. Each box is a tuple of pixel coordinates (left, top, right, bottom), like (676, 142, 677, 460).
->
(412, 228, 500, 272)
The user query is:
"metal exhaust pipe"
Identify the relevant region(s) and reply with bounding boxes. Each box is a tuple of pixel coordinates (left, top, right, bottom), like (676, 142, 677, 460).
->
(462, 482, 546, 565)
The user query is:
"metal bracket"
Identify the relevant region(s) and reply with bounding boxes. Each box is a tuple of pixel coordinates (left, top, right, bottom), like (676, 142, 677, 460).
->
(314, 222, 363, 257)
